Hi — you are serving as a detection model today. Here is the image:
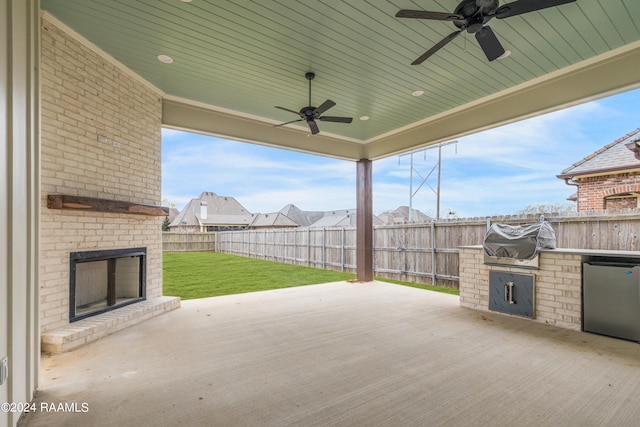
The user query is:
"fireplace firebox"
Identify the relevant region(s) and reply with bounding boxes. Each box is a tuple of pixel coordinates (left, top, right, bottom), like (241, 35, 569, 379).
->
(70, 248, 146, 322)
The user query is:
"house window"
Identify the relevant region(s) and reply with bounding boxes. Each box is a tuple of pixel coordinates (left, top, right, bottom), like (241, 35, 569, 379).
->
(604, 194, 640, 210)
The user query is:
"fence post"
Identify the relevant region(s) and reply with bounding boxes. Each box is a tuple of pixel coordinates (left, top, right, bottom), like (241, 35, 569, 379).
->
(401, 226, 407, 277)
(431, 221, 436, 286)
(341, 226, 345, 272)
(271, 229, 276, 261)
(372, 226, 376, 277)
(307, 228, 311, 266)
(322, 228, 326, 269)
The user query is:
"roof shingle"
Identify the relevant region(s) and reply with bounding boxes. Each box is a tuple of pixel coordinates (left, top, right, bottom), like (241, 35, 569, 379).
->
(558, 128, 640, 178)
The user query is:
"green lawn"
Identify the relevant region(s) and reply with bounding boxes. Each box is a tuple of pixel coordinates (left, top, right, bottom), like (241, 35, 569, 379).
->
(163, 252, 355, 299)
(163, 252, 459, 299)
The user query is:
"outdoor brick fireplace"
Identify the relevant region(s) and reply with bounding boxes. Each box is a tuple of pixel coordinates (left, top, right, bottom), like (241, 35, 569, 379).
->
(39, 15, 179, 353)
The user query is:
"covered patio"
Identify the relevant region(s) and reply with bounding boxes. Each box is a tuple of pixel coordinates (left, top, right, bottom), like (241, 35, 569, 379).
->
(22, 281, 640, 426)
(4, 2, 640, 427)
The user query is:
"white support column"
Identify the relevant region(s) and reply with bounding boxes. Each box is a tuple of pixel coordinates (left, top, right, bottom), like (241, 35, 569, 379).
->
(1, 1, 40, 426)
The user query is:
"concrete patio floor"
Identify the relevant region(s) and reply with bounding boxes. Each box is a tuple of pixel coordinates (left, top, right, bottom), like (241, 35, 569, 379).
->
(21, 281, 640, 427)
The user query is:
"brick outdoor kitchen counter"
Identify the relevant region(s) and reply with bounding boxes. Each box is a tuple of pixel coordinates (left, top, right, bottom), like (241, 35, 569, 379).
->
(459, 246, 640, 332)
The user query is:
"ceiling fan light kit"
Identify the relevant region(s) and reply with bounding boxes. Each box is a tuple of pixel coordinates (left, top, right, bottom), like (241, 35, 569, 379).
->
(396, 0, 577, 65)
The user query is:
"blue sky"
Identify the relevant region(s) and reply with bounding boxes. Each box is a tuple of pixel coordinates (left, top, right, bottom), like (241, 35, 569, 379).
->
(162, 87, 640, 218)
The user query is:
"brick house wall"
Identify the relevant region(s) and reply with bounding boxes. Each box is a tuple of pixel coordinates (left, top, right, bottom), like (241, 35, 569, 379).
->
(40, 16, 164, 332)
(576, 172, 640, 211)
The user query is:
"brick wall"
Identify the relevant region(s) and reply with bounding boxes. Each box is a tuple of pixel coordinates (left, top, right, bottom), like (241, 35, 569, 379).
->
(577, 173, 640, 211)
(40, 16, 164, 332)
(605, 197, 638, 210)
(459, 247, 582, 331)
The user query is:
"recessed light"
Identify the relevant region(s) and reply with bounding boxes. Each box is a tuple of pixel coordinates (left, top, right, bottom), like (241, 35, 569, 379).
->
(181, 0, 192, 2)
(411, 90, 424, 97)
(359, 116, 370, 121)
(498, 50, 512, 60)
(157, 54, 174, 64)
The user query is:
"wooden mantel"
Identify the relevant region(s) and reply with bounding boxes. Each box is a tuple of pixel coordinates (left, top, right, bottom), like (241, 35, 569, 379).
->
(47, 194, 169, 216)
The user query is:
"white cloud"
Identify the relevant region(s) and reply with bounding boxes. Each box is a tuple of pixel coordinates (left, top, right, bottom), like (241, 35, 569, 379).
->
(162, 132, 355, 211)
(162, 89, 640, 217)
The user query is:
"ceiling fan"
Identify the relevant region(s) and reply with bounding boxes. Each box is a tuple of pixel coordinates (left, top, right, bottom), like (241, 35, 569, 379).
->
(396, 0, 577, 65)
(274, 72, 353, 135)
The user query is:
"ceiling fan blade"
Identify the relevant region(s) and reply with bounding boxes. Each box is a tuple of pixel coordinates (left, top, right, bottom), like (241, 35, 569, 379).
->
(412, 30, 463, 65)
(319, 116, 353, 124)
(307, 120, 320, 135)
(475, 26, 505, 61)
(494, 0, 576, 19)
(396, 10, 463, 21)
(313, 100, 336, 116)
(275, 106, 301, 116)
(273, 118, 303, 128)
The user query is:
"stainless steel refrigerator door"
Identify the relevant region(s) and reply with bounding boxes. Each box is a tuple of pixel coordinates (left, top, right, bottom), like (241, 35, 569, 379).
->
(583, 263, 640, 341)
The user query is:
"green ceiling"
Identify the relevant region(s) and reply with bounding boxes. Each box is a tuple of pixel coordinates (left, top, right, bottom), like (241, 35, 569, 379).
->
(40, 0, 640, 160)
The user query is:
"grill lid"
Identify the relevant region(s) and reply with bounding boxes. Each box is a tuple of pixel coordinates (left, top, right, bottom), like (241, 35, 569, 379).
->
(483, 222, 556, 260)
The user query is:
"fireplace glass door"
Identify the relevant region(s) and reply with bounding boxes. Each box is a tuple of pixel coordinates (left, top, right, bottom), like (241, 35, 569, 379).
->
(70, 248, 146, 321)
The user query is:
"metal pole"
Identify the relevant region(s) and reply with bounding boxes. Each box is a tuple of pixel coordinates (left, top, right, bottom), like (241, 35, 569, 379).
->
(409, 152, 413, 222)
(399, 140, 457, 222)
(437, 145, 442, 220)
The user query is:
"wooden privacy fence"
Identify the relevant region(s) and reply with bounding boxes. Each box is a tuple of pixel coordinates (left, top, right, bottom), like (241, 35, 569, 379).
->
(172, 212, 640, 289)
(216, 227, 357, 271)
(214, 221, 490, 288)
(163, 232, 217, 252)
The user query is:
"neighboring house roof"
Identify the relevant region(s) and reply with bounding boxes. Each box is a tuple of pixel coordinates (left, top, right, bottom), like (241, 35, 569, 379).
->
(379, 206, 431, 224)
(166, 207, 180, 223)
(558, 128, 640, 179)
(310, 213, 357, 228)
(249, 212, 298, 228)
(308, 209, 383, 227)
(169, 192, 252, 228)
(171, 198, 384, 230)
(278, 204, 324, 227)
(278, 204, 382, 228)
